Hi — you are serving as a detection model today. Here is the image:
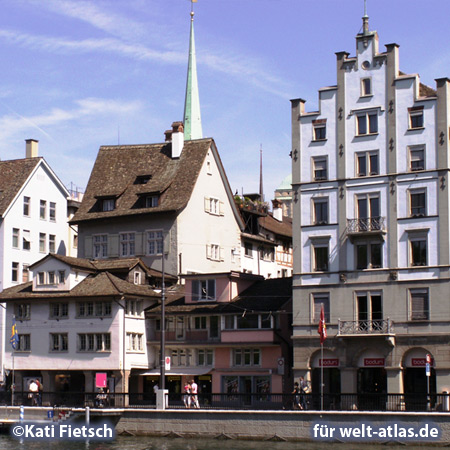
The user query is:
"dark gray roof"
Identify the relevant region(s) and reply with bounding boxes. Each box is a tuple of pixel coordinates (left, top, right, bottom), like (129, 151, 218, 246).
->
(71, 139, 214, 224)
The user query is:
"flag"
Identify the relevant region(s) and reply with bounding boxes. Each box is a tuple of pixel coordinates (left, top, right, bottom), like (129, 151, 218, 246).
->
(318, 306, 327, 344)
(10, 317, 19, 350)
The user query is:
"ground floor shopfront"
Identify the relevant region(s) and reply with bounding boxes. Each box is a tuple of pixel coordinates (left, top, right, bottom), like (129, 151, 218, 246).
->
(293, 334, 450, 410)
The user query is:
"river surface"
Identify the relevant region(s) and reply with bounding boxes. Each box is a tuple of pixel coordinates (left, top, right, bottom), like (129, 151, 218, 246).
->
(0, 435, 443, 450)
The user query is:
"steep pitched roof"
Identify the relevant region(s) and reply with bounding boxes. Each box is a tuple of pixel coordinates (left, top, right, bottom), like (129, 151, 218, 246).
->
(0, 158, 41, 217)
(71, 139, 213, 224)
(258, 214, 292, 239)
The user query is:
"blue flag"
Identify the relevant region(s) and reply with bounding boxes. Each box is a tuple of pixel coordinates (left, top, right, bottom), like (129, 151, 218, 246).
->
(10, 317, 18, 350)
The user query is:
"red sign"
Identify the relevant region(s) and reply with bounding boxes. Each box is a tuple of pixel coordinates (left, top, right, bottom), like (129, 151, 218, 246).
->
(426, 354, 432, 364)
(319, 358, 339, 367)
(412, 358, 434, 367)
(364, 358, 385, 367)
(95, 373, 107, 388)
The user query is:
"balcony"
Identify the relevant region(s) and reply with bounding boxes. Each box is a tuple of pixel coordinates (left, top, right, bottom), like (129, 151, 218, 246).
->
(346, 216, 386, 241)
(338, 318, 394, 336)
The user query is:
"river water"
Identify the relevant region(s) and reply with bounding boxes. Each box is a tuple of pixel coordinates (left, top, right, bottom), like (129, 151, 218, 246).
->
(0, 435, 442, 450)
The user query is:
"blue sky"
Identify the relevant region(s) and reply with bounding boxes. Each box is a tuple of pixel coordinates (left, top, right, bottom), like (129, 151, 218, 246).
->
(0, 0, 448, 202)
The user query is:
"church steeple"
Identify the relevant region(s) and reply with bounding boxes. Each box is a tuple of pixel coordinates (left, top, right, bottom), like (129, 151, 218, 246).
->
(183, 1, 203, 141)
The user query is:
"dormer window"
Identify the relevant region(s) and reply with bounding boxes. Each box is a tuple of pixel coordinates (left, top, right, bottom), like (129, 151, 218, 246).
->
(145, 196, 159, 208)
(134, 175, 152, 185)
(102, 198, 115, 211)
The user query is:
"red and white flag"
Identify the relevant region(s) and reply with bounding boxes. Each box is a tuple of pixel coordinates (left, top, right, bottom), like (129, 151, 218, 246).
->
(318, 306, 327, 344)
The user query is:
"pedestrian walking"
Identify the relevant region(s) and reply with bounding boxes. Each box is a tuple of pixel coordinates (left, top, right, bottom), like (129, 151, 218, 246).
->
(292, 382, 301, 409)
(299, 376, 308, 410)
(183, 382, 191, 408)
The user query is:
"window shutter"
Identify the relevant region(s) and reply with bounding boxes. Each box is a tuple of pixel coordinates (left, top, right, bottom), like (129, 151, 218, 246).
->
(220, 247, 225, 262)
(109, 234, 119, 257)
(219, 201, 225, 216)
(84, 236, 93, 258)
(204, 197, 210, 213)
(134, 232, 144, 256)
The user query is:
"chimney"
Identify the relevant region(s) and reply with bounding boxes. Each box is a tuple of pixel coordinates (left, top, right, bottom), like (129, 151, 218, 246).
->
(25, 139, 39, 158)
(171, 121, 184, 158)
(272, 199, 283, 222)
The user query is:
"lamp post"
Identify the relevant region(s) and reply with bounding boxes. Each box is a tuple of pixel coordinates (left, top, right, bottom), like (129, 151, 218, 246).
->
(159, 235, 166, 392)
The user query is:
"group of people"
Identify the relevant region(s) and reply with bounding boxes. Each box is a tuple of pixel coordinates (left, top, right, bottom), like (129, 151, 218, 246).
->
(28, 378, 43, 406)
(292, 376, 309, 410)
(183, 379, 200, 408)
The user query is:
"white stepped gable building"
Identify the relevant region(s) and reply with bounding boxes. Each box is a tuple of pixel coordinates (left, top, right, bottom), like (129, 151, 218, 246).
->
(291, 13, 450, 408)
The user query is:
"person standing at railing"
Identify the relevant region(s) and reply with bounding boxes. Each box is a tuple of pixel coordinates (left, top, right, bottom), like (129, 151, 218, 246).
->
(299, 377, 308, 410)
(190, 379, 200, 408)
(184, 382, 191, 408)
(292, 382, 301, 409)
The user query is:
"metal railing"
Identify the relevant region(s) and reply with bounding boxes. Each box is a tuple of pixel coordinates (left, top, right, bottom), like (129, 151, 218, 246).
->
(347, 216, 386, 233)
(338, 318, 394, 335)
(2, 391, 448, 412)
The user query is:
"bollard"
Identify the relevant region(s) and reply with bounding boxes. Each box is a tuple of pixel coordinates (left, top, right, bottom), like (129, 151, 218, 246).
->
(85, 406, 90, 425)
(20, 405, 24, 422)
(443, 391, 449, 412)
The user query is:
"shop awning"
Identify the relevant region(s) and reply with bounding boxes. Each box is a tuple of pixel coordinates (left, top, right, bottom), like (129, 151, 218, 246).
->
(139, 367, 212, 376)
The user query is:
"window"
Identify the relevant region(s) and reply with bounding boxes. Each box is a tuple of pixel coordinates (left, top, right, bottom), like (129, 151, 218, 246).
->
(194, 316, 207, 330)
(15, 303, 30, 320)
(127, 333, 143, 351)
(356, 242, 382, 269)
(192, 279, 216, 301)
(50, 333, 68, 352)
(23, 230, 31, 250)
(209, 197, 219, 215)
(102, 198, 115, 211)
(39, 233, 46, 253)
(17, 334, 31, 351)
(410, 236, 427, 266)
(59, 270, 65, 284)
(12, 262, 19, 282)
(410, 190, 426, 217)
(40, 200, 47, 219)
(147, 230, 163, 255)
(409, 147, 425, 171)
(78, 333, 111, 352)
(93, 234, 108, 258)
(244, 242, 253, 257)
(12, 228, 19, 248)
(23, 196, 30, 216)
(197, 349, 214, 366)
(125, 299, 142, 316)
(312, 120, 326, 141)
(22, 264, 30, 282)
(50, 302, 68, 319)
(48, 271, 56, 284)
(207, 243, 222, 261)
(49, 202, 56, 221)
(49, 234, 56, 253)
(260, 247, 274, 261)
(313, 157, 327, 181)
(361, 78, 372, 96)
(312, 242, 328, 272)
(313, 198, 328, 225)
(357, 112, 378, 135)
(120, 233, 135, 257)
(134, 271, 141, 285)
(77, 301, 112, 317)
(356, 292, 383, 330)
(313, 293, 330, 323)
(356, 194, 381, 230)
(409, 107, 424, 129)
(237, 314, 259, 329)
(145, 196, 158, 208)
(38, 272, 45, 285)
(233, 348, 261, 367)
(134, 175, 152, 184)
(410, 289, 429, 321)
(356, 151, 379, 176)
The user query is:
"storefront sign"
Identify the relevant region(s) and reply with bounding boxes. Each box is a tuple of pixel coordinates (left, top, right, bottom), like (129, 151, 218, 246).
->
(411, 358, 434, 367)
(319, 358, 339, 367)
(364, 358, 385, 367)
(95, 373, 107, 388)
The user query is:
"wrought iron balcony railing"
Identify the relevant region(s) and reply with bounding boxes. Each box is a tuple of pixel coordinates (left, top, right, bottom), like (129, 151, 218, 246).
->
(346, 216, 386, 233)
(338, 318, 394, 335)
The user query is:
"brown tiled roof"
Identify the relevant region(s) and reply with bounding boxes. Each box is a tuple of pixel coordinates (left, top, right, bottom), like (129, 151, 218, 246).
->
(258, 214, 292, 238)
(0, 158, 41, 217)
(398, 71, 437, 97)
(71, 139, 213, 224)
(0, 272, 160, 300)
(29, 254, 97, 271)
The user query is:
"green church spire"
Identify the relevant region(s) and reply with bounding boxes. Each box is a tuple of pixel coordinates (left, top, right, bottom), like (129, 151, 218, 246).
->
(183, 2, 202, 141)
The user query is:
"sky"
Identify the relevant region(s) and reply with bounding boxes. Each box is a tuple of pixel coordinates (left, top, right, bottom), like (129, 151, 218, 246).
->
(0, 0, 449, 203)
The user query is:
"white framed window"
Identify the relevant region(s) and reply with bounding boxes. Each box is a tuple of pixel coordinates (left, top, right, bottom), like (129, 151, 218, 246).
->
(93, 234, 108, 258)
(356, 291, 383, 329)
(23, 196, 30, 216)
(312, 156, 328, 181)
(147, 230, 163, 255)
(410, 289, 429, 321)
(312, 293, 330, 323)
(361, 77, 372, 96)
(49, 234, 56, 253)
(120, 232, 135, 257)
(50, 333, 68, 352)
(58, 270, 65, 284)
(356, 241, 382, 269)
(50, 302, 68, 319)
(409, 189, 426, 217)
(78, 333, 111, 352)
(233, 348, 261, 367)
(102, 198, 115, 211)
(38, 272, 45, 285)
(409, 107, 424, 129)
(22, 264, 30, 283)
(204, 197, 224, 216)
(260, 247, 274, 262)
(409, 146, 425, 171)
(356, 151, 379, 176)
(125, 299, 143, 317)
(145, 196, 158, 208)
(409, 233, 428, 267)
(76, 302, 110, 319)
(126, 333, 144, 351)
(207, 243, 223, 261)
(23, 230, 31, 250)
(15, 303, 31, 320)
(356, 111, 378, 135)
(311, 238, 329, 272)
(49, 202, 56, 221)
(40, 200, 47, 219)
(312, 120, 326, 141)
(197, 349, 214, 366)
(17, 334, 31, 352)
(244, 242, 253, 257)
(134, 271, 141, 285)
(313, 198, 328, 225)
(39, 233, 46, 253)
(11, 262, 19, 282)
(192, 279, 216, 301)
(12, 228, 19, 248)
(48, 271, 56, 284)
